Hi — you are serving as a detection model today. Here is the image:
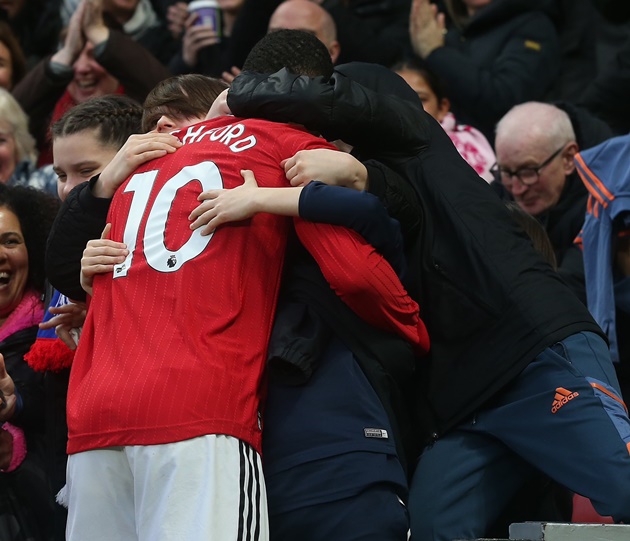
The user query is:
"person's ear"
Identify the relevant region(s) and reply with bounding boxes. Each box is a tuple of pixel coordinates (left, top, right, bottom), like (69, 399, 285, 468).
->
(434, 97, 451, 123)
(562, 141, 579, 174)
(329, 41, 341, 64)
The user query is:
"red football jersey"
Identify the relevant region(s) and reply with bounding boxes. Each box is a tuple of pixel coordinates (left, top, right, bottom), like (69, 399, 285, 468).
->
(67, 117, 428, 455)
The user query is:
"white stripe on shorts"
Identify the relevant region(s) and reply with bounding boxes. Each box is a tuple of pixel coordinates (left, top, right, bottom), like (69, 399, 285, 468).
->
(238, 440, 265, 540)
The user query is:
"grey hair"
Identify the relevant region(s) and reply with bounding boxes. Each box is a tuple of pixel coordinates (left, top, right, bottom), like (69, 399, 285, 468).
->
(496, 101, 576, 148)
(0, 88, 37, 164)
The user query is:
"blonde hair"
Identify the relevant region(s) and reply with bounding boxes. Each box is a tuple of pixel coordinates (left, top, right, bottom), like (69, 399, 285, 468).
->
(0, 88, 36, 164)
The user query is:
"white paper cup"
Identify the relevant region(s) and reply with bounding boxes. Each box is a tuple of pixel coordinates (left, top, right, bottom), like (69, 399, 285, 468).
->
(188, 0, 222, 37)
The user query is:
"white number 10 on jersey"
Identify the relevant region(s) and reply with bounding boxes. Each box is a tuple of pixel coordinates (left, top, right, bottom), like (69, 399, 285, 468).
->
(113, 161, 223, 278)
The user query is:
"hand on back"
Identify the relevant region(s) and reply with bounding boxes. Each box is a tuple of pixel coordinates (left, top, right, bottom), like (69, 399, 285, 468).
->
(189, 170, 260, 236)
(95, 132, 182, 198)
(282, 148, 368, 190)
(81, 224, 128, 297)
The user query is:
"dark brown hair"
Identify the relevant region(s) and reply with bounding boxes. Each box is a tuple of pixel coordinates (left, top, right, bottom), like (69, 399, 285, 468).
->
(141, 74, 228, 132)
(391, 57, 448, 102)
(51, 94, 144, 149)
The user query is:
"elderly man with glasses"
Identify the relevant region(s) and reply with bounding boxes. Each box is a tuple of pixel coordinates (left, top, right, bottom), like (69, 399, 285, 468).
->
(492, 101, 613, 302)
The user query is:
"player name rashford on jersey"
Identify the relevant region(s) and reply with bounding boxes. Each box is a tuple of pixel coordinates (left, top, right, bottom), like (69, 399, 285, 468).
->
(177, 122, 257, 153)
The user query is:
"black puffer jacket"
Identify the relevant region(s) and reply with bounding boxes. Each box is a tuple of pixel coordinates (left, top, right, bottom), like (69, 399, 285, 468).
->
(228, 64, 603, 441)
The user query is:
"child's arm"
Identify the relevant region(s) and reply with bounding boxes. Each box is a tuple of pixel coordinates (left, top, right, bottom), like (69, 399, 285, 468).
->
(190, 169, 406, 276)
(189, 170, 304, 233)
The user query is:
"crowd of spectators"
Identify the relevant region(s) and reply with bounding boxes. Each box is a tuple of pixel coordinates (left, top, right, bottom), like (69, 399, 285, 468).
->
(1, 0, 630, 540)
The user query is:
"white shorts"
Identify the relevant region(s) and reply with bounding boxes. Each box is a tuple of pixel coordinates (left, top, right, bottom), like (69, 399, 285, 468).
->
(65, 434, 268, 541)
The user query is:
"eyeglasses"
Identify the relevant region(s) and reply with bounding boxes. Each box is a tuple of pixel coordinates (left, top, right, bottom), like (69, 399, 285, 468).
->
(491, 146, 566, 187)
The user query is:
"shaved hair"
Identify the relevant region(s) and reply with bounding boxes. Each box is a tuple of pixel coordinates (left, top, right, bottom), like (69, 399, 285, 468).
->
(495, 102, 576, 148)
(269, 0, 338, 53)
(243, 28, 334, 78)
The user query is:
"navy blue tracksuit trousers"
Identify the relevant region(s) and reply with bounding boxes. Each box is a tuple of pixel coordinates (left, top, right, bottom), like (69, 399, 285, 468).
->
(409, 331, 630, 541)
